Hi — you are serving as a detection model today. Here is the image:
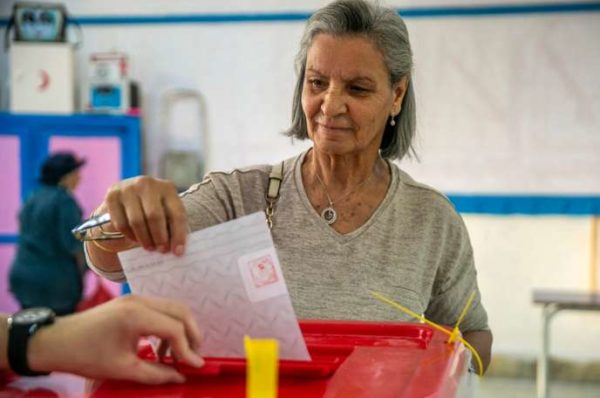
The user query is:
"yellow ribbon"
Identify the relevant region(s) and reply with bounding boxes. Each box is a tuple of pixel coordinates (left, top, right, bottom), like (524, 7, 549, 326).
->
(370, 291, 484, 377)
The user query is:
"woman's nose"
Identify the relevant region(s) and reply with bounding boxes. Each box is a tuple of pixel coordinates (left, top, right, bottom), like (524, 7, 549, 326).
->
(320, 89, 347, 116)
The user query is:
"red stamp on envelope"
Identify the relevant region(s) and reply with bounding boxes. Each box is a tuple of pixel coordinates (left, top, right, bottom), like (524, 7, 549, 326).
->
(248, 255, 279, 288)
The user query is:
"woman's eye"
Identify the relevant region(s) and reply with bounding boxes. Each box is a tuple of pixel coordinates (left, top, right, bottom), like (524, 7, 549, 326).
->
(309, 79, 325, 89)
(350, 85, 369, 93)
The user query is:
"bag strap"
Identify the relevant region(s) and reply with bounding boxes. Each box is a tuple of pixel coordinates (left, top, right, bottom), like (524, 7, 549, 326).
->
(265, 161, 284, 229)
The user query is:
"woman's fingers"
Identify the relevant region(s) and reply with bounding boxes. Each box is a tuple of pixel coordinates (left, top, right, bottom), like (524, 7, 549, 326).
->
(104, 189, 136, 242)
(164, 194, 189, 256)
(142, 193, 169, 252)
(102, 176, 186, 252)
(140, 180, 179, 253)
(121, 187, 155, 250)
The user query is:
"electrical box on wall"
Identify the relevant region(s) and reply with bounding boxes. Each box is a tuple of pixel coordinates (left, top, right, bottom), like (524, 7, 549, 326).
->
(9, 42, 76, 114)
(86, 52, 130, 113)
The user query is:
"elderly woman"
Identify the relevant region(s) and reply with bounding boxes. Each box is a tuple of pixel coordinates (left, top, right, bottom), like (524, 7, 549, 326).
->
(85, 0, 492, 373)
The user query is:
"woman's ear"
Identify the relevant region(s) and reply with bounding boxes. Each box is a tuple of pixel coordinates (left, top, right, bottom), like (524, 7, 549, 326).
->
(392, 77, 409, 115)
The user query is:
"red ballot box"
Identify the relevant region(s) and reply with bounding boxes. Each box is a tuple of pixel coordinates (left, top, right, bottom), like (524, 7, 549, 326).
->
(90, 320, 469, 398)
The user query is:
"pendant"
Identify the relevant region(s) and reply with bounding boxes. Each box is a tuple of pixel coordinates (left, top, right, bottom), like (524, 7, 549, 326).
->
(321, 207, 337, 225)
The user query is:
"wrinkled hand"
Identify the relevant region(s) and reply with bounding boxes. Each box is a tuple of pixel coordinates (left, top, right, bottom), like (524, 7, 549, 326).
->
(29, 295, 204, 384)
(100, 176, 188, 255)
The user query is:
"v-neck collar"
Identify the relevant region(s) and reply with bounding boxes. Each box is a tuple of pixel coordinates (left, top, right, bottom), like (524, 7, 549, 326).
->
(292, 149, 399, 243)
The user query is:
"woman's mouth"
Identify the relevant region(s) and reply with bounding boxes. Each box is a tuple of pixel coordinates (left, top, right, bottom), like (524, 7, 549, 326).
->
(317, 122, 352, 133)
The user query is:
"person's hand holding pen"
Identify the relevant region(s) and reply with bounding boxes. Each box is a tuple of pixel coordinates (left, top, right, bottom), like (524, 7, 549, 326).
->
(80, 176, 189, 273)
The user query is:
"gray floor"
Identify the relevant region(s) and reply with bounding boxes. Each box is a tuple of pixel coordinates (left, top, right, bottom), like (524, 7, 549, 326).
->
(477, 377, 600, 398)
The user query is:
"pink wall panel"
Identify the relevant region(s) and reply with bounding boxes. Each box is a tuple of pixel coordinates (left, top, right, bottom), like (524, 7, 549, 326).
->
(0, 244, 20, 313)
(49, 136, 122, 219)
(0, 136, 21, 234)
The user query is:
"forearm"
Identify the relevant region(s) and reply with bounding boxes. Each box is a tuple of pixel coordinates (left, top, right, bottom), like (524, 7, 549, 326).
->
(463, 329, 493, 375)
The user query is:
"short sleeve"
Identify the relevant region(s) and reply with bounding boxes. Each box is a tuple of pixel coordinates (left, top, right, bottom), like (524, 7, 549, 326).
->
(424, 219, 489, 332)
(181, 177, 230, 232)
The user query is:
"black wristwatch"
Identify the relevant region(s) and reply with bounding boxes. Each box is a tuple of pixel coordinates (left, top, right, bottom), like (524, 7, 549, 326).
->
(7, 307, 56, 376)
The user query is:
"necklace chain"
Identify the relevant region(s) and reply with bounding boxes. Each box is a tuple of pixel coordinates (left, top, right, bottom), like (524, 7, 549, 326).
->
(314, 171, 375, 225)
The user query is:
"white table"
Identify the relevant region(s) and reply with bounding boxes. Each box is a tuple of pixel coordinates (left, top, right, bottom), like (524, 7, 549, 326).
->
(532, 289, 600, 398)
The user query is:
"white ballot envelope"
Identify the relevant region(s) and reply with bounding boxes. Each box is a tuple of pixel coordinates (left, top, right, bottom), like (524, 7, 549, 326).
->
(119, 211, 310, 360)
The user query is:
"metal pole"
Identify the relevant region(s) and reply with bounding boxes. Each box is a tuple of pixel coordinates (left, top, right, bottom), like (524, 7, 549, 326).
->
(537, 304, 558, 398)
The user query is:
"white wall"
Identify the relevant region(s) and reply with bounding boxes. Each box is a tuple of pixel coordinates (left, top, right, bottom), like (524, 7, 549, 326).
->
(468, 215, 599, 360)
(1, 0, 599, 362)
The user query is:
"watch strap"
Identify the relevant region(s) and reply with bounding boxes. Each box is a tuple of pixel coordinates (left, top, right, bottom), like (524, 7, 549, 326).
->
(8, 311, 54, 376)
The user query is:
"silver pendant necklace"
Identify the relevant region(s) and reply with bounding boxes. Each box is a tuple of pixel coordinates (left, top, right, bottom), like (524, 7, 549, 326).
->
(315, 172, 374, 225)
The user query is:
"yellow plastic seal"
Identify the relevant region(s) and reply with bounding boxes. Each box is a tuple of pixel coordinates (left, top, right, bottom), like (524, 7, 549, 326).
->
(370, 290, 484, 377)
(244, 336, 279, 398)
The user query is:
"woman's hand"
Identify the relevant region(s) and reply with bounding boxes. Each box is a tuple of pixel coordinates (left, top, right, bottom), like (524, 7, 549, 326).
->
(102, 176, 188, 255)
(28, 295, 204, 384)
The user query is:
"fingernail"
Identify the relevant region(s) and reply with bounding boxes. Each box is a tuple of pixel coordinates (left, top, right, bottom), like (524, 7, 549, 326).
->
(157, 245, 167, 253)
(175, 245, 185, 256)
(145, 245, 156, 252)
(189, 353, 204, 368)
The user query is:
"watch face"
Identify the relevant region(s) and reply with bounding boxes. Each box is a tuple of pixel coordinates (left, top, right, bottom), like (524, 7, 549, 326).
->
(12, 308, 55, 325)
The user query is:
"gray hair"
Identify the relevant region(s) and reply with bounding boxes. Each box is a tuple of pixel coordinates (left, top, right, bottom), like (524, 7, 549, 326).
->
(286, 0, 416, 160)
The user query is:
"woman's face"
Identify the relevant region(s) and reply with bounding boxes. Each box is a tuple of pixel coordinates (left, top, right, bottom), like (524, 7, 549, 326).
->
(60, 169, 81, 191)
(302, 33, 406, 158)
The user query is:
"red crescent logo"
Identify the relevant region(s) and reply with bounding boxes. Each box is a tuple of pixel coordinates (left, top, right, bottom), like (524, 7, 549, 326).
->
(38, 70, 50, 91)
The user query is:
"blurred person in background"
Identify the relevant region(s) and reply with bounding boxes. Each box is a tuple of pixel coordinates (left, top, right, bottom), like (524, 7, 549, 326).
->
(10, 152, 87, 315)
